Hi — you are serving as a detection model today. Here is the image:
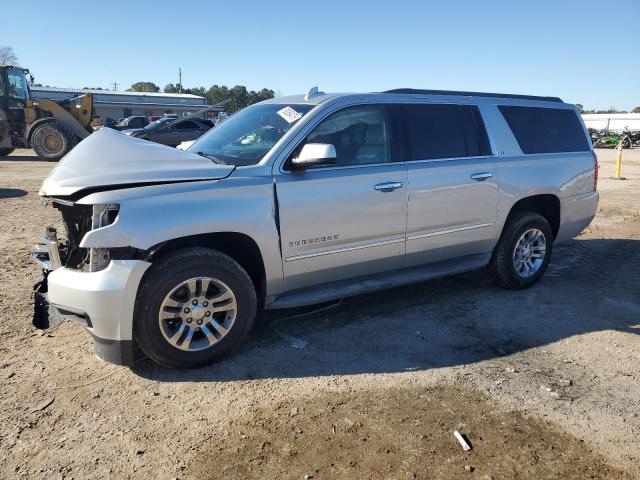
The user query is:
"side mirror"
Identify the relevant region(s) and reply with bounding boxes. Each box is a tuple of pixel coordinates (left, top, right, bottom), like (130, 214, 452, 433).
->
(291, 143, 336, 170)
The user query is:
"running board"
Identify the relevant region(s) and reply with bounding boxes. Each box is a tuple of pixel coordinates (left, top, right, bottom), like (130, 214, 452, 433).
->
(267, 253, 491, 310)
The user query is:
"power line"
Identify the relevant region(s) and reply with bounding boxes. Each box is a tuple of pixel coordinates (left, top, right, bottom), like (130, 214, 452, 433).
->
(111, 81, 119, 91)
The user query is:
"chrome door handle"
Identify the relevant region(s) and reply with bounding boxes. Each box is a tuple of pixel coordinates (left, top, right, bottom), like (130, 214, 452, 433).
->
(470, 172, 493, 181)
(374, 181, 403, 192)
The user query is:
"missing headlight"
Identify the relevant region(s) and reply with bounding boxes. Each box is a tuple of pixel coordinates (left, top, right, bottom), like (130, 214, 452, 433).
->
(93, 203, 120, 229)
(88, 204, 120, 272)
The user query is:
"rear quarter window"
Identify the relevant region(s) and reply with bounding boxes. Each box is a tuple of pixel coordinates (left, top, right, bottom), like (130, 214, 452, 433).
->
(399, 104, 492, 161)
(498, 105, 589, 154)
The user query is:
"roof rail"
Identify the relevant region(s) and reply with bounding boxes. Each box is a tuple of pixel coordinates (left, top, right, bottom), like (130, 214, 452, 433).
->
(383, 88, 563, 103)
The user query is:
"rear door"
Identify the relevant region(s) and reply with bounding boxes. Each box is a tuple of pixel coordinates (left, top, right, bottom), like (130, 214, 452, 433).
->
(401, 103, 498, 267)
(274, 104, 407, 291)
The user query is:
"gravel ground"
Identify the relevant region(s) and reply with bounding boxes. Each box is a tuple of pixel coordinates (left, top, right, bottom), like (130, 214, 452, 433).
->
(0, 148, 638, 479)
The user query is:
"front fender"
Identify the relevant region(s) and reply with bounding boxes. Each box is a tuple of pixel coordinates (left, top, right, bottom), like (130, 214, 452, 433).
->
(80, 176, 284, 295)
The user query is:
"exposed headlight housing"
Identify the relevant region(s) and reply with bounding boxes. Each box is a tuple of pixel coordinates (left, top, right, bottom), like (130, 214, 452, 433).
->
(88, 204, 119, 272)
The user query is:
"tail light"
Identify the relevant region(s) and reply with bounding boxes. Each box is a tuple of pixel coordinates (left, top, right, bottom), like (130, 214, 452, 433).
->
(592, 150, 599, 191)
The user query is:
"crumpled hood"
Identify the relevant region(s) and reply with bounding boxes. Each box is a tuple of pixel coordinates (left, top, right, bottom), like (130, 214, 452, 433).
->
(39, 127, 234, 197)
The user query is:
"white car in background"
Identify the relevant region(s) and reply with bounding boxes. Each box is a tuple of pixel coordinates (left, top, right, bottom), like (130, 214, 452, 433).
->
(176, 140, 196, 151)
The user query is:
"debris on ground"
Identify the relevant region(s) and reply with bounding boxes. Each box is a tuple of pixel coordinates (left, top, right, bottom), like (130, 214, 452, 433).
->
(30, 397, 54, 413)
(454, 430, 472, 451)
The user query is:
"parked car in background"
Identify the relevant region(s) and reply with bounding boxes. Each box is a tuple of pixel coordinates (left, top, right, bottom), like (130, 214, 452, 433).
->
(32, 88, 598, 368)
(102, 117, 118, 129)
(112, 115, 149, 131)
(125, 117, 214, 147)
(176, 139, 197, 150)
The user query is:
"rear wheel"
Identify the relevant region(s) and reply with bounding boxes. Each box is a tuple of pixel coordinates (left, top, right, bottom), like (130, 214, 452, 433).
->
(0, 147, 15, 157)
(491, 211, 553, 290)
(31, 122, 76, 161)
(134, 248, 257, 368)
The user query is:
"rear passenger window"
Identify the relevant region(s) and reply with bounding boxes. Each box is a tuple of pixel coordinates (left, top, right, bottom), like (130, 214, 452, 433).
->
(498, 106, 590, 154)
(400, 104, 492, 160)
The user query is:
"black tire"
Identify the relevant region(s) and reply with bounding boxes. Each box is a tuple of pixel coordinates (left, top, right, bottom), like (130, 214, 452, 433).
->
(0, 147, 15, 157)
(490, 211, 553, 290)
(134, 248, 257, 368)
(31, 122, 76, 161)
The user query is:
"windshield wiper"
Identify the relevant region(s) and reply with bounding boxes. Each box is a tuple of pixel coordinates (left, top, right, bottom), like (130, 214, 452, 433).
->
(196, 151, 226, 165)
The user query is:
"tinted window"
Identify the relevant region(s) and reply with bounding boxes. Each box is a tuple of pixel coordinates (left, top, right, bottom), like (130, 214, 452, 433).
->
(176, 120, 198, 130)
(198, 119, 215, 128)
(400, 104, 491, 160)
(498, 105, 589, 154)
(302, 105, 390, 167)
(130, 117, 145, 128)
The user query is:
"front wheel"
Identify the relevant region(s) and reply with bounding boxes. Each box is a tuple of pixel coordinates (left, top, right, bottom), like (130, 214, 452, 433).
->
(0, 147, 15, 157)
(31, 122, 76, 161)
(491, 212, 553, 290)
(134, 248, 257, 368)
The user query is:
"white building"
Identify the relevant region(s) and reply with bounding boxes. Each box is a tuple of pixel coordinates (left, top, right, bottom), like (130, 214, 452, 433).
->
(581, 113, 640, 132)
(30, 86, 208, 121)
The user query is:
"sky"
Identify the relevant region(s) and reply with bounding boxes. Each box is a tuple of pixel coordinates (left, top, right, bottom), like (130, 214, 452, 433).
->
(1, 0, 639, 110)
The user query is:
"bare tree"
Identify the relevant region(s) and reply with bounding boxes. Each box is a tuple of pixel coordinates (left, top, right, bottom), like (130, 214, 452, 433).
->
(0, 45, 19, 66)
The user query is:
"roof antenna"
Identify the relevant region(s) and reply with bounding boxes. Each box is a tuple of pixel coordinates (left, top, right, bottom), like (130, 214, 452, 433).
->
(305, 86, 324, 100)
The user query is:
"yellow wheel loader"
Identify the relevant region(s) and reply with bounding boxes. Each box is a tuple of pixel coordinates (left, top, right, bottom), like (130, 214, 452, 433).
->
(0, 65, 93, 161)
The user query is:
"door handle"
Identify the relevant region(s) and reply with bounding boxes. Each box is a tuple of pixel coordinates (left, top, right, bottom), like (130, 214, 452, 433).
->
(374, 181, 403, 192)
(470, 172, 493, 181)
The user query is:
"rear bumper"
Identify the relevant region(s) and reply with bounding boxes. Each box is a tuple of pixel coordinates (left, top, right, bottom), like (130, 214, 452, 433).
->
(46, 260, 151, 364)
(556, 190, 599, 242)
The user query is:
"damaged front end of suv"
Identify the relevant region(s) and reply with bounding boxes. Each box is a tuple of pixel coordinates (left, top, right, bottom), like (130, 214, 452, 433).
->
(30, 127, 236, 364)
(32, 202, 119, 329)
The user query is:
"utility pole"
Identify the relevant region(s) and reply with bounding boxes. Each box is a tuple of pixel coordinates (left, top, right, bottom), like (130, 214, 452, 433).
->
(178, 68, 182, 94)
(111, 81, 119, 91)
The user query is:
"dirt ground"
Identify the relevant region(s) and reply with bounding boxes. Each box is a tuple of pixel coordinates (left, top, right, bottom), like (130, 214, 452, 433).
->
(0, 148, 638, 479)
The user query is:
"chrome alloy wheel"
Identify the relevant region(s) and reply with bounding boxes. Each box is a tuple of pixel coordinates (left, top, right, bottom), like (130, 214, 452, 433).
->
(512, 228, 547, 278)
(158, 277, 237, 352)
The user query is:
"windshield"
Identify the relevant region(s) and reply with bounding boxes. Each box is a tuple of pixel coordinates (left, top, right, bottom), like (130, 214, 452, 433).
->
(188, 103, 314, 166)
(144, 118, 173, 130)
(7, 69, 29, 100)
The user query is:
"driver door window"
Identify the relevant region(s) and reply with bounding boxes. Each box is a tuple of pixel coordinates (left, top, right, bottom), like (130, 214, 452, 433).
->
(296, 105, 391, 168)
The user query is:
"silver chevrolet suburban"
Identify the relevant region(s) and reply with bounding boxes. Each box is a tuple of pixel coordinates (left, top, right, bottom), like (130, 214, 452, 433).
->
(32, 88, 598, 368)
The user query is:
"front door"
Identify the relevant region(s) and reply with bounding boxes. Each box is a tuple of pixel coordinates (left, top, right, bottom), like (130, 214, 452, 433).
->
(5, 67, 28, 143)
(275, 104, 407, 291)
(400, 103, 499, 266)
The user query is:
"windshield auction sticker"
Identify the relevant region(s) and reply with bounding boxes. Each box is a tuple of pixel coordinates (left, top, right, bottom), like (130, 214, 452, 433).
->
(277, 106, 303, 124)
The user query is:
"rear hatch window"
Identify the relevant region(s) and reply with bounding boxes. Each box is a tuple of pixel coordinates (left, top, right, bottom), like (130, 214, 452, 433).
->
(498, 105, 589, 154)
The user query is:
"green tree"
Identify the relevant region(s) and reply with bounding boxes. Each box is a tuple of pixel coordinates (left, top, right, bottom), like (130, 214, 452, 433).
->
(204, 85, 275, 112)
(227, 85, 249, 113)
(164, 83, 180, 93)
(207, 85, 230, 106)
(248, 88, 275, 104)
(633, 106, 640, 113)
(127, 82, 160, 92)
(186, 86, 207, 97)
